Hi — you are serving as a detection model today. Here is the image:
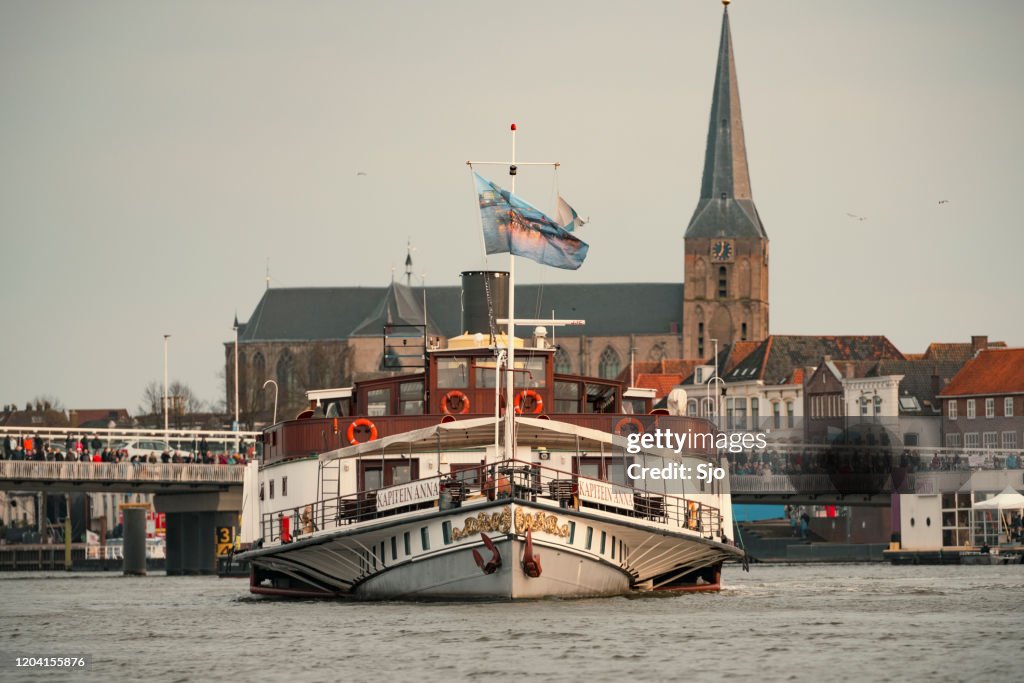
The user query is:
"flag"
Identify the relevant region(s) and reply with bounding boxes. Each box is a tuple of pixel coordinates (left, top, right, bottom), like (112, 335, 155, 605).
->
(474, 172, 589, 270)
(555, 195, 587, 232)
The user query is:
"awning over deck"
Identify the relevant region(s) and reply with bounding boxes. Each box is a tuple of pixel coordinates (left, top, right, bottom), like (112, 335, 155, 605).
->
(318, 417, 624, 463)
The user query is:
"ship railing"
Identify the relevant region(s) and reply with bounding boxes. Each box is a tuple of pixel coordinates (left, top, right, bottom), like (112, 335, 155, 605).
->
(259, 459, 722, 544)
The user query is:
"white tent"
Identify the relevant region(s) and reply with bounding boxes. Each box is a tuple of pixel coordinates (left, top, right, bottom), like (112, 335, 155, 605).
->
(973, 486, 1024, 510)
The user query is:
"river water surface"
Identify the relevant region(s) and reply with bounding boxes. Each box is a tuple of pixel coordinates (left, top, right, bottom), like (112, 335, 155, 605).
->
(1, 564, 1021, 682)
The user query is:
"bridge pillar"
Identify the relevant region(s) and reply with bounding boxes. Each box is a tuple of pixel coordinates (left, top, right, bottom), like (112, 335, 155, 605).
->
(154, 491, 242, 577)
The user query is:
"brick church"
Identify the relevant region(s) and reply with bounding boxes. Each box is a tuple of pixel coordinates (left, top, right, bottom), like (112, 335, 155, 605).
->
(225, 5, 769, 423)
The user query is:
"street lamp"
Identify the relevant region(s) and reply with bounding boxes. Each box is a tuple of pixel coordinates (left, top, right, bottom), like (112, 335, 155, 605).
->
(262, 379, 278, 425)
(163, 334, 171, 435)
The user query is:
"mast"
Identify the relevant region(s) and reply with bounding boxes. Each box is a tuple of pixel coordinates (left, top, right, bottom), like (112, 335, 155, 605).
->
(505, 124, 517, 460)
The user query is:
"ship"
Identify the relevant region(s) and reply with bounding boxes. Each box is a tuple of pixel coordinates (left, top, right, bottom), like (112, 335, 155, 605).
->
(234, 153, 744, 599)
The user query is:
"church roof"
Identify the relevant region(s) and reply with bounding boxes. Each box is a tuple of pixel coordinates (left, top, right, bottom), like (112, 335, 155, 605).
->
(349, 281, 443, 338)
(238, 283, 683, 342)
(686, 7, 767, 240)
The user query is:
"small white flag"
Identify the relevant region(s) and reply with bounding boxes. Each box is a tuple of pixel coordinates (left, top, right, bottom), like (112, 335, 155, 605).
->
(555, 195, 587, 232)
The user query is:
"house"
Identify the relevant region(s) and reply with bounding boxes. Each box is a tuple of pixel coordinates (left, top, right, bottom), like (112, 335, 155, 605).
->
(939, 347, 1024, 451)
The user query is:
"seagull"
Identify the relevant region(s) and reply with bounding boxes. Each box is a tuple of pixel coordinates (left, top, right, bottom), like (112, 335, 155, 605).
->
(938, 199, 949, 205)
(846, 212, 867, 221)
(356, 171, 368, 176)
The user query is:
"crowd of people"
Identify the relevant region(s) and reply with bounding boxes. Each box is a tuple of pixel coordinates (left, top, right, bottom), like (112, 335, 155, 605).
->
(1, 434, 253, 465)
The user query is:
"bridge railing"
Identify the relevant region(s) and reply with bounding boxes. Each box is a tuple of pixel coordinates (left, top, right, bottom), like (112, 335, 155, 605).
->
(0, 460, 245, 485)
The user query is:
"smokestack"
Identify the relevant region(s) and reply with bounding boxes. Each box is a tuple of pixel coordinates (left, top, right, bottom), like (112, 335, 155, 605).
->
(971, 335, 988, 355)
(460, 271, 509, 338)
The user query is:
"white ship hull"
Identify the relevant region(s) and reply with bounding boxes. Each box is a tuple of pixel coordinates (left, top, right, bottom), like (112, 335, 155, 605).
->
(241, 499, 738, 600)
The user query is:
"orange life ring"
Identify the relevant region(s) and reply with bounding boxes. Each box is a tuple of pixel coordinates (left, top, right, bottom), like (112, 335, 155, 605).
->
(442, 390, 470, 415)
(346, 418, 378, 444)
(615, 416, 644, 436)
(515, 389, 543, 415)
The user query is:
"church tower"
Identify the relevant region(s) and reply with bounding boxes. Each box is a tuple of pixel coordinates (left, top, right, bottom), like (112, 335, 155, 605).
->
(683, 4, 769, 359)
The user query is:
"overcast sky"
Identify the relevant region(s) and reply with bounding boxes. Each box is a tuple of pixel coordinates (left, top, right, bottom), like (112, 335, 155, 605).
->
(1, 0, 1021, 413)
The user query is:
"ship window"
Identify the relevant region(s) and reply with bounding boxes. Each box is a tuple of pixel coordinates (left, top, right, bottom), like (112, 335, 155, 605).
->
(269, 479, 274, 499)
(420, 526, 430, 551)
(367, 388, 391, 417)
(554, 381, 580, 413)
(398, 381, 424, 415)
(437, 358, 469, 389)
(619, 540, 624, 562)
(611, 536, 616, 559)
(404, 531, 411, 556)
(600, 531, 607, 555)
(282, 476, 287, 497)
(442, 521, 453, 545)
(391, 536, 398, 561)
(380, 541, 386, 567)
(585, 526, 593, 550)
(392, 464, 412, 485)
(514, 357, 547, 388)
(568, 521, 576, 545)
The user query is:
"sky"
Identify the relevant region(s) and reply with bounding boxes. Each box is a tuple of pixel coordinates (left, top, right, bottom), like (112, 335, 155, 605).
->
(1, 0, 1022, 413)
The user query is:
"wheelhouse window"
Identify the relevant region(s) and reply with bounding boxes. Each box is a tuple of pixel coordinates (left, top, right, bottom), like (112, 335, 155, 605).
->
(399, 381, 424, 415)
(367, 388, 391, 417)
(437, 358, 469, 389)
(577, 456, 631, 485)
(514, 356, 547, 388)
(554, 381, 580, 413)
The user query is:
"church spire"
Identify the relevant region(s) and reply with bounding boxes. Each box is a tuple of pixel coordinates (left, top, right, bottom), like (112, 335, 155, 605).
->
(685, 4, 767, 239)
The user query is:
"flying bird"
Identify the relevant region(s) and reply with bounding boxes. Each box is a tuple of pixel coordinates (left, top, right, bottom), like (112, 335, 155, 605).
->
(356, 172, 368, 176)
(846, 212, 867, 222)
(938, 199, 949, 204)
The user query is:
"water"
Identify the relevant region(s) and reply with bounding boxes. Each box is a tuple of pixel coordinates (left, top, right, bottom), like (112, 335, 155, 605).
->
(1, 564, 1021, 682)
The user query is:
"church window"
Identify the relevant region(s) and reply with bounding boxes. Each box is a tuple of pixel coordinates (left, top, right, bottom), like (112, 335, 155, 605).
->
(698, 322, 705, 357)
(252, 353, 266, 409)
(598, 347, 621, 380)
(741, 322, 748, 341)
(554, 347, 572, 374)
(718, 267, 728, 298)
(276, 350, 298, 400)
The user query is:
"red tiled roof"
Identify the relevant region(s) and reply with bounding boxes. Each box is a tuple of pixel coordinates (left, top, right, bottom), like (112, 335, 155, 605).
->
(634, 373, 685, 399)
(789, 368, 805, 385)
(938, 348, 1024, 397)
(922, 340, 1007, 362)
(618, 359, 704, 386)
(724, 341, 759, 373)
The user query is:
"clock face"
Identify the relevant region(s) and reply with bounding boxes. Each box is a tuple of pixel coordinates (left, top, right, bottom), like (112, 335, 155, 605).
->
(711, 240, 734, 261)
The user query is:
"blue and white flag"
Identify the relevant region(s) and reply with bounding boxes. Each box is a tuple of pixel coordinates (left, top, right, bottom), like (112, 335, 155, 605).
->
(555, 195, 587, 232)
(474, 172, 589, 270)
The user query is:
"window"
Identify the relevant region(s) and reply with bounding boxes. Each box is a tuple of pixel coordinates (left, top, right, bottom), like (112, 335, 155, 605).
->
(367, 388, 391, 417)
(772, 402, 781, 429)
(598, 347, 621, 380)
(964, 433, 979, 448)
(717, 266, 728, 298)
(420, 526, 430, 551)
(786, 401, 795, 428)
(750, 398, 759, 430)
(985, 398, 995, 418)
(741, 322, 748, 341)
(513, 357, 547, 388)
(399, 381, 424, 415)
(873, 396, 882, 422)
(859, 397, 868, 418)
(1003, 432, 1018, 449)
(282, 476, 287, 497)
(966, 399, 975, 420)
(269, 479, 275, 499)
(945, 433, 962, 448)
(554, 347, 572, 374)
(437, 358, 469, 389)
(585, 526, 593, 551)
(698, 322, 705, 357)
(983, 432, 997, 448)
(403, 531, 411, 556)
(1005, 397, 1014, 418)
(568, 521, 576, 545)
(903, 433, 918, 446)
(600, 531, 607, 555)
(948, 401, 957, 420)
(554, 381, 580, 413)
(442, 521, 453, 545)
(611, 535, 616, 560)
(391, 536, 398, 561)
